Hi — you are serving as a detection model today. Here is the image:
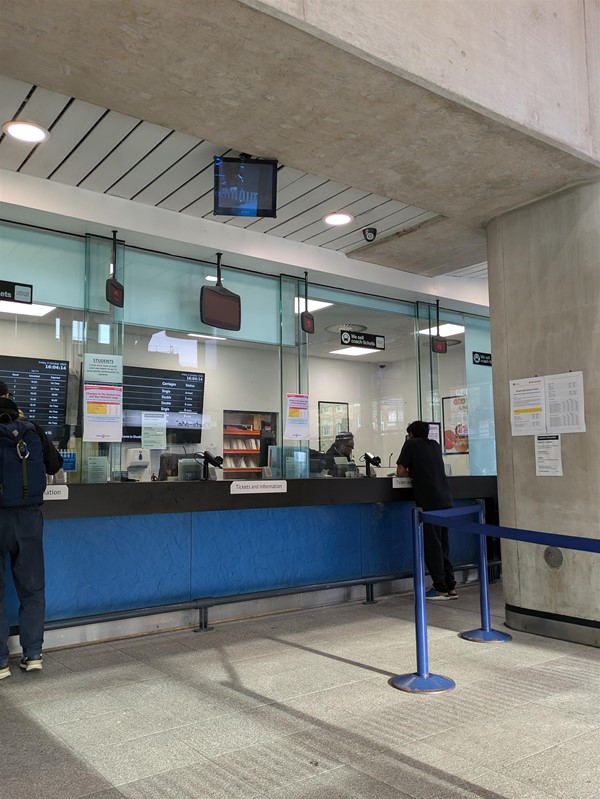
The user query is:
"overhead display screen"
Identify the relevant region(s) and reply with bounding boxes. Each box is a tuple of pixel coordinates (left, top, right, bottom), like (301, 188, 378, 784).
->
(122, 366, 205, 443)
(0, 355, 69, 440)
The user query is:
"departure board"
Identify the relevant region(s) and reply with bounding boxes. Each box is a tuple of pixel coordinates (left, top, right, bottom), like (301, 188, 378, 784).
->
(122, 366, 205, 443)
(0, 355, 69, 440)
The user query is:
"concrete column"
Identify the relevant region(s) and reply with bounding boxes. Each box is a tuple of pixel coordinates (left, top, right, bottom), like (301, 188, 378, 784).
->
(487, 181, 600, 646)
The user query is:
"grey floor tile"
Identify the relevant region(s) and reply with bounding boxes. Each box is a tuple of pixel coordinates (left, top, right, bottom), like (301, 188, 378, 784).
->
(52, 707, 168, 753)
(80, 733, 204, 785)
(211, 734, 343, 793)
(117, 759, 267, 798)
(265, 765, 413, 798)
(499, 731, 600, 799)
(20, 687, 127, 727)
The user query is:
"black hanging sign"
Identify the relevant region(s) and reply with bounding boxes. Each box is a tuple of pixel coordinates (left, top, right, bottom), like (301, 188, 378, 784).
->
(340, 331, 385, 350)
(0, 280, 33, 304)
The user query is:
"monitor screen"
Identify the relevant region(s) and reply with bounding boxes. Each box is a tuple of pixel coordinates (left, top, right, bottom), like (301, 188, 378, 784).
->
(122, 366, 205, 443)
(200, 285, 241, 331)
(0, 355, 68, 440)
(213, 156, 277, 218)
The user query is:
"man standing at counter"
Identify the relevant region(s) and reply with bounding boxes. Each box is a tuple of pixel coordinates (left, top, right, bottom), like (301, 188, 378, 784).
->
(0, 388, 63, 679)
(396, 420, 457, 600)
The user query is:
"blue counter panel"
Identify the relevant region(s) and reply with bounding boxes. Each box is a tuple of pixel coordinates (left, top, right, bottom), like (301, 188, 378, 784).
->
(41, 513, 191, 620)
(360, 502, 414, 576)
(5, 501, 480, 625)
(190, 505, 364, 597)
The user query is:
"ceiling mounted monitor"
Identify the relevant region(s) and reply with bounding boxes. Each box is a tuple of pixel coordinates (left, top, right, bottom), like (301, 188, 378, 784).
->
(213, 156, 277, 218)
(200, 252, 241, 331)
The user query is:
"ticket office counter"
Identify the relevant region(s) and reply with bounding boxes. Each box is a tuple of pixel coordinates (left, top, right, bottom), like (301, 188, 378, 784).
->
(10, 476, 498, 628)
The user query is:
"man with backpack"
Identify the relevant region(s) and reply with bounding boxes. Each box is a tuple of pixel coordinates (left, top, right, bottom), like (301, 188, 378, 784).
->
(0, 383, 63, 679)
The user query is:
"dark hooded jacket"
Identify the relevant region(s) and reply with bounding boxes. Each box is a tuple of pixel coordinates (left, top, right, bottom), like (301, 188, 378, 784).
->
(0, 398, 63, 475)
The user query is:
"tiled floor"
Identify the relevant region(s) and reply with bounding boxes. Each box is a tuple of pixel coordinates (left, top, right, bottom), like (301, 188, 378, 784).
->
(2, 583, 599, 798)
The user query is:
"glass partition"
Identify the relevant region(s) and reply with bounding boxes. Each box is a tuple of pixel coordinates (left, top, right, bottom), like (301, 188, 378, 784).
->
(0, 220, 494, 483)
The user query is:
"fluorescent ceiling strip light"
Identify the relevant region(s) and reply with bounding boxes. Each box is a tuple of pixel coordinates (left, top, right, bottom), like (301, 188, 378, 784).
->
(329, 347, 375, 357)
(294, 298, 333, 313)
(188, 333, 227, 340)
(419, 323, 465, 336)
(0, 301, 56, 317)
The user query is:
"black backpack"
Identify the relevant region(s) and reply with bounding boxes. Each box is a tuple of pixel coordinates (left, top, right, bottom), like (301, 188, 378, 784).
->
(0, 419, 46, 507)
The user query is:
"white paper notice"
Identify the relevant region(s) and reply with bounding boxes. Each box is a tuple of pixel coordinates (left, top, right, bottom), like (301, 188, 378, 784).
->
(544, 371, 586, 434)
(142, 411, 167, 449)
(535, 435, 563, 476)
(283, 393, 310, 440)
(83, 354, 123, 383)
(510, 377, 546, 436)
(83, 384, 123, 442)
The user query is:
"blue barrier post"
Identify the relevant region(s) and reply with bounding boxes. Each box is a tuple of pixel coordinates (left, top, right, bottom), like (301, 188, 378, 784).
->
(459, 499, 512, 643)
(390, 507, 455, 693)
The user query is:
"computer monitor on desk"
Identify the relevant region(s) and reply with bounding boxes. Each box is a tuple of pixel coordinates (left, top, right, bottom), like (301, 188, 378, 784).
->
(332, 457, 357, 478)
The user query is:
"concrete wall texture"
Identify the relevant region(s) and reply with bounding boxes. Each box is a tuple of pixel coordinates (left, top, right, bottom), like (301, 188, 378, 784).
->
(487, 181, 600, 623)
(245, 0, 600, 163)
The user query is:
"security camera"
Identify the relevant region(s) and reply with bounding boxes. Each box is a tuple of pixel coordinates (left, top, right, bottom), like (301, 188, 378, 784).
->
(378, 363, 386, 369)
(362, 227, 377, 243)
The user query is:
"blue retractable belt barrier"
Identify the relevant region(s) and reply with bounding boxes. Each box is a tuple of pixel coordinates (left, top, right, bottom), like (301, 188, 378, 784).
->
(391, 501, 599, 694)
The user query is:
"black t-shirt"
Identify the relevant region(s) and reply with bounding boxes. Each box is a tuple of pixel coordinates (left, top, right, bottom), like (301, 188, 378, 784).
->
(397, 437, 452, 510)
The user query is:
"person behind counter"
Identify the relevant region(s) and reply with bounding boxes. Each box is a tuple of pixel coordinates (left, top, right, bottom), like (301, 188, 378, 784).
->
(324, 432, 355, 475)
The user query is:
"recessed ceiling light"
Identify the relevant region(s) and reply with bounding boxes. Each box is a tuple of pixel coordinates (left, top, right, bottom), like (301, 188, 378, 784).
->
(323, 212, 354, 226)
(294, 298, 333, 313)
(324, 323, 367, 333)
(2, 120, 50, 143)
(0, 301, 56, 317)
(205, 275, 218, 282)
(329, 347, 374, 357)
(188, 333, 227, 340)
(419, 323, 465, 336)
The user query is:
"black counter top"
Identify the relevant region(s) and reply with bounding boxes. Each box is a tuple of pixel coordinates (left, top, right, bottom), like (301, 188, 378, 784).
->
(43, 475, 497, 519)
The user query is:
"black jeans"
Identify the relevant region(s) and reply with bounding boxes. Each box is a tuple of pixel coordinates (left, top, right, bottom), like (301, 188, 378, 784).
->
(0, 507, 45, 663)
(423, 522, 455, 593)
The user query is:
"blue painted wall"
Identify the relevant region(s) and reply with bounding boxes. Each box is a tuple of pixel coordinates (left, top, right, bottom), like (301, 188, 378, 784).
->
(5, 502, 479, 623)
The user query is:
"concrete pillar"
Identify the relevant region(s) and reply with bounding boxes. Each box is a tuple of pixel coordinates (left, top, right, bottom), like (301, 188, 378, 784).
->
(487, 181, 600, 646)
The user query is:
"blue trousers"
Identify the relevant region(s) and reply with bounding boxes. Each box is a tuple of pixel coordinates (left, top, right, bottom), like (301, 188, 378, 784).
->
(0, 507, 45, 663)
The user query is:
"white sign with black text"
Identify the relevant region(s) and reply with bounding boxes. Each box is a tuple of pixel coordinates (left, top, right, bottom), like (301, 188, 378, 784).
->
(535, 435, 563, 477)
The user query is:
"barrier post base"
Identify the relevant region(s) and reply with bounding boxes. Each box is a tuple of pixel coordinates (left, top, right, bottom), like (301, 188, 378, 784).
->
(390, 672, 455, 693)
(459, 628, 512, 643)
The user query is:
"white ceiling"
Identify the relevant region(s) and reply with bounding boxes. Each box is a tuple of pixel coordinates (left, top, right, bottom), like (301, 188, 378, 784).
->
(0, 76, 439, 257)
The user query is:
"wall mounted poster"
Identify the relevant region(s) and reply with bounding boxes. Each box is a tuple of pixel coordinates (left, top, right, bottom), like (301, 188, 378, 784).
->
(283, 393, 309, 440)
(83, 384, 123, 442)
(442, 395, 469, 454)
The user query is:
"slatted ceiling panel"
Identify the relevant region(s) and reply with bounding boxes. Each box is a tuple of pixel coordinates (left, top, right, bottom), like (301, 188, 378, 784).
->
(130, 142, 215, 205)
(107, 131, 200, 198)
(234, 174, 329, 233)
(265, 186, 369, 239)
(0, 76, 32, 117)
(180, 189, 218, 219)
(156, 141, 229, 211)
(290, 197, 399, 247)
(20, 99, 106, 178)
(0, 86, 69, 171)
(49, 110, 140, 185)
(78, 121, 172, 192)
(445, 261, 488, 279)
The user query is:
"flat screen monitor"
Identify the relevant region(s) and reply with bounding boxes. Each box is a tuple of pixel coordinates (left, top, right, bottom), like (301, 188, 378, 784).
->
(122, 366, 205, 443)
(200, 284, 241, 331)
(213, 156, 277, 218)
(0, 355, 68, 440)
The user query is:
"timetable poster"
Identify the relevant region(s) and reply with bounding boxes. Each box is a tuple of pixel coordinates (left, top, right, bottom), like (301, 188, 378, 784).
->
(0, 355, 68, 439)
(83, 384, 123, 442)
